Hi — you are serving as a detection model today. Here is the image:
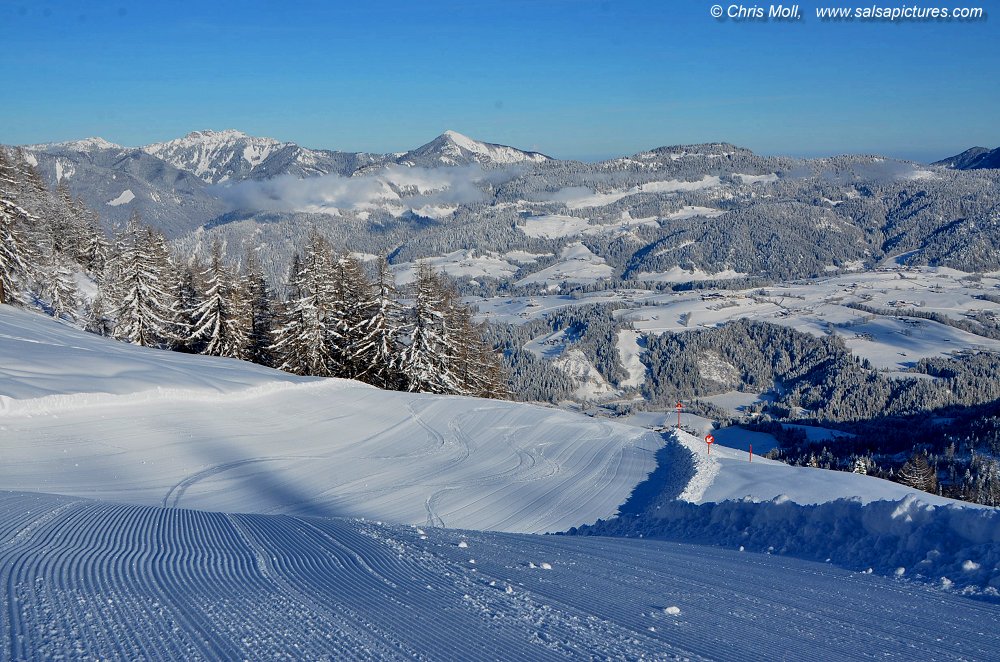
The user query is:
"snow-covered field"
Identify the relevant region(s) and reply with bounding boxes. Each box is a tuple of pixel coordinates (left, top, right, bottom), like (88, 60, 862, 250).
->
(2, 304, 1000, 658)
(515, 242, 614, 287)
(618, 267, 1000, 370)
(635, 265, 749, 283)
(477, 265, 1000, 372)
(0, 306, 659, 534)
(391, 249, 520, 285)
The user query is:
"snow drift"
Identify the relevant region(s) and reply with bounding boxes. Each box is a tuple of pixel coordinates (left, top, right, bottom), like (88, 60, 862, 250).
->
(572, 431, 1000, 596)
(572, 493, 1000, 595)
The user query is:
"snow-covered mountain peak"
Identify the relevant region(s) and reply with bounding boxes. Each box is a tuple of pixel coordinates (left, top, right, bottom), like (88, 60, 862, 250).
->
(143, 129, 294, 183)
(440, 129, 480, 149)
(401, 131, 551, 167)
(26, 136, 124, 152)
(154, 129, 282, 150)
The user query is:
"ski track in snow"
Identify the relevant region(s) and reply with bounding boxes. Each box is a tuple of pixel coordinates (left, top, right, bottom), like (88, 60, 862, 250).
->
(2, 490, 998, 661)
(0, 306, 660, 534)
(4, 307, 1000, 656)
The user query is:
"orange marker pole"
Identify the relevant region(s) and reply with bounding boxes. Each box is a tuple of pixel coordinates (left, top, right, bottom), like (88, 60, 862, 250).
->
(749, 443, 753, 463)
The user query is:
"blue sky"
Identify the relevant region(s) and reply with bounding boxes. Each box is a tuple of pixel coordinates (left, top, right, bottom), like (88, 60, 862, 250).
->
(1, 0, 996, 161)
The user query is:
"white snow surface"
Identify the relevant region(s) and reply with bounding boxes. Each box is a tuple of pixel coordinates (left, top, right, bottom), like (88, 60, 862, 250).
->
(579, 429, 1000, 596)
(106, 189, 135, 206)
(392, 250, 519, 285)
(3, 489, 998, 661)
(438, 130, 549, 165)
(636, 266, 749, 283)
(665, 205, 726, 220)
(3, 306, 1000, 656)
(53, 159, 74, 182)
(518, 214, 591, 239)
(671, 430, 956, 507)
(734, 172, 779, 185)
(515, 242, 613, 287)
(640, 175, 721, 193)
(619, 266, 1000, 370)
(518, 212, 664, 240)
(616, 329, 647, 388)
(545, 175, 722, 211)
(552, 348, 618, 401)
(28, 137, 123, 152)
(0, 305, 659, 534)
(503, 249, 551, 264)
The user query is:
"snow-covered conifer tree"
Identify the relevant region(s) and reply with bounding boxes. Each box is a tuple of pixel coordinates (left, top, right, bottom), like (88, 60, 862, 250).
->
(398, 262, 459, 394)
(0, 150, 31, 306)
(244, 249, 277, 367)
(395, 262, 508, 397)
(852, 456, 869, 475)
(0, 198, 32, 307)
(330, 251, 372, 378)
(84, 292, 115, 336)
(103, 212, 177, 347)
(189, 241, 250, 359)
(170, 261, 203, 353)
(899, 452, 937, 493)
(451, 305, 508, 398)
(80, 218, 110, 276)
(271, 232, 338, 376)
(36, 243, 79, 319)
(354, 257, 404, 389)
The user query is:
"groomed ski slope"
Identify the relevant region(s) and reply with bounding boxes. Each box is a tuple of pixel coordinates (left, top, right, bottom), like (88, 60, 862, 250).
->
(3, 305, 1000, 658)
(2, 490, 999, 661)
(0, 305, 659, 533)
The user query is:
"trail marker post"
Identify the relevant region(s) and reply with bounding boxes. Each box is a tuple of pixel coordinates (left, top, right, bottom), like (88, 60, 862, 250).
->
(676, 402, 683, 429)
(705, 433, 714, 455)
(749, 443, 753, 462)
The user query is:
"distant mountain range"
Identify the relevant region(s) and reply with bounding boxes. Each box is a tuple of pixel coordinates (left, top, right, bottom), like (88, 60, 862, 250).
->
(15, 130, 553, 234)
(8, 130, 1000, 287)
(934, 146, 1000, 170)
(141, 129, 377, 184)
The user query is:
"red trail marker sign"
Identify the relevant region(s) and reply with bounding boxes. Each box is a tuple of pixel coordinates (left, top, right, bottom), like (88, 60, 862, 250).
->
(675, 402, 683, 429)
(705, 433, 714, 455)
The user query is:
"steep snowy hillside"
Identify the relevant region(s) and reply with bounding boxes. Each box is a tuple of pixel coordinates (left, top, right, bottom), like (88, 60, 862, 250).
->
(0, 306, 659, 533)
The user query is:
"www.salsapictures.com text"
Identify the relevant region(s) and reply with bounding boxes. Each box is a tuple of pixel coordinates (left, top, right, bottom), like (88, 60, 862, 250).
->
(714, 4, 985, 20)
